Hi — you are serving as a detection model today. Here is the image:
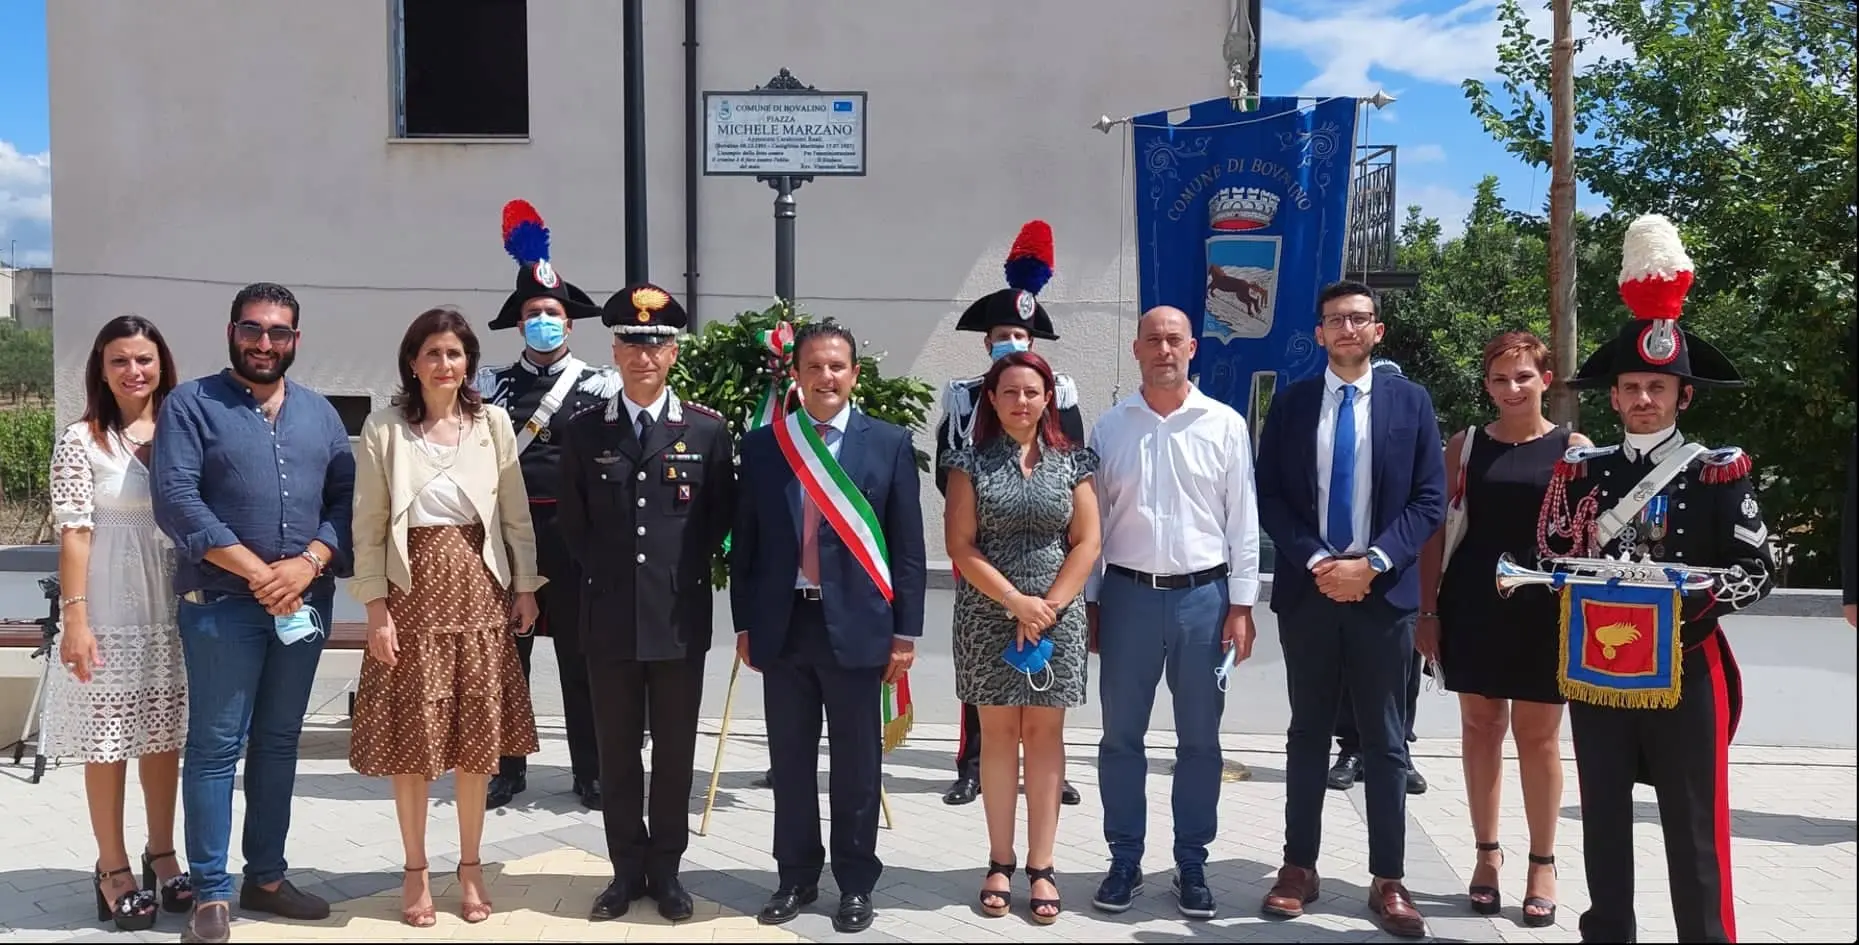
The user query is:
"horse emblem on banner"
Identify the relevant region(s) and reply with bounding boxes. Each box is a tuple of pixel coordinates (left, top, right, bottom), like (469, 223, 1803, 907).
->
(1203, 186, 1282, 341)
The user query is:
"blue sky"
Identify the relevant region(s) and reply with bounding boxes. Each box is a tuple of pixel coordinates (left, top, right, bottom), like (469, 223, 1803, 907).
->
(0, 0, 1610, 269)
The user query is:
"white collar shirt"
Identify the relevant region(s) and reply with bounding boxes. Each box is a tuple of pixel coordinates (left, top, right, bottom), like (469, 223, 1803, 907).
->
(1084, 385, 1261, 606)
(622, 389, 670, 438)
(1311, 366, 1376, 567)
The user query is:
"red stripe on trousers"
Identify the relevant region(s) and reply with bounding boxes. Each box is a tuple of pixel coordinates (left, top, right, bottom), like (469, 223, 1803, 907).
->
(1703, 636, 1738, 943)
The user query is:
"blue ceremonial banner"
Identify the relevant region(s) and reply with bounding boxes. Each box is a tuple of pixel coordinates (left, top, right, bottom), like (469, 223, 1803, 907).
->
(1133, 96, 1359, 425)
(1557, 581, 1685, 710)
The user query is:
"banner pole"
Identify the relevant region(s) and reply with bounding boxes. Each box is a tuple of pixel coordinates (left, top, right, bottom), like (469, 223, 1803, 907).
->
(698, 654, 743, 837)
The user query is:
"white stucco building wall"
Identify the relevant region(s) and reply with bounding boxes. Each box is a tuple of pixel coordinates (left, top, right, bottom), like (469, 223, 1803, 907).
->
(49, 0, 1231, 561)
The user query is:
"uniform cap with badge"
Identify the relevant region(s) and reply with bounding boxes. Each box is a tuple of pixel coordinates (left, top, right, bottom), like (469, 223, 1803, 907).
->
(491, 199, 604, 333)
(603, 282, 688, 347)
(955, 219, 1059, 341)
(1567, 213, 1742, 390)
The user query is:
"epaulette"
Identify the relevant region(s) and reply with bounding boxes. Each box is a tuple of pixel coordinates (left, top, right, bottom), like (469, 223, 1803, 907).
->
(1696, 446, 1752, 484)
(577, 366, 623, 399)
(1054, 373, 1079, 411)
(1554, 444, 1618, 479)
(681, 401, 724, 421)
(474, 364, 503, 392)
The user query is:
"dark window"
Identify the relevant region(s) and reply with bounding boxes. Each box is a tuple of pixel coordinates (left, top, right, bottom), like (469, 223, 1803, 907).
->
(324, 395, 374, 438)
(397, 0, 529, 137)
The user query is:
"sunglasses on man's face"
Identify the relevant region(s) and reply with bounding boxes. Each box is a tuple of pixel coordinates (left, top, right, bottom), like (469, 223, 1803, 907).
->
(233, 322, 298, 346)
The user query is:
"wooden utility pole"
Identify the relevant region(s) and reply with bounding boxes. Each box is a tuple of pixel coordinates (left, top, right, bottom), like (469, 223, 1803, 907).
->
(1547, 0, 1580, 428)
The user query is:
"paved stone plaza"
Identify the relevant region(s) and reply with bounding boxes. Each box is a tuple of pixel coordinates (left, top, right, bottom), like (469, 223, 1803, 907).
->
(2, 709, 1853, 943)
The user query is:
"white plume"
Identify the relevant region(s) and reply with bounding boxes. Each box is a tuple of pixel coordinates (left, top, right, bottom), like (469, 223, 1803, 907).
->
(1618, 214, 1694, 284)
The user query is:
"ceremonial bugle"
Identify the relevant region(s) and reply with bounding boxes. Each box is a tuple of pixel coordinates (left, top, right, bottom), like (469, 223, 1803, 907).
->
(1494, 552, 1747, 598)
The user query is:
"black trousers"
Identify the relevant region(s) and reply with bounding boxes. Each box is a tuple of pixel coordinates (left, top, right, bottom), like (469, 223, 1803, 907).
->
(1570, 633, 1740, 944)
(1281, 594, 1416, 880)
(588, 650, 707, 883)
(764, 598, 884, 895)
(954, 701, 981, 777)
(1335, 649, 1422, 756)
(502, 580, 600, 784)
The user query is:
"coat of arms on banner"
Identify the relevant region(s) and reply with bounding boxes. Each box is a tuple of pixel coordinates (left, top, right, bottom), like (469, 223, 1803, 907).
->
(1203, 187, 1282, 341)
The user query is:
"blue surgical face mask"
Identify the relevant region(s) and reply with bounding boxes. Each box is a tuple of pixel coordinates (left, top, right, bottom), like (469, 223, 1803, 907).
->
(990, 338, 1031, 361)
(522, 314, 568, 353)
(1002, 636, 1056, 692)
(274, 604, 324, 646)
(1215, 643, 1239, 693)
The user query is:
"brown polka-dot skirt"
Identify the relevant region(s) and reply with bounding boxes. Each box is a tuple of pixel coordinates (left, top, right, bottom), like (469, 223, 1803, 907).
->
(349, 523, 540, 780)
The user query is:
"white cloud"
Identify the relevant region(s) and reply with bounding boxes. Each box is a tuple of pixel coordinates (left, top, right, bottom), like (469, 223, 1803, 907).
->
(1405, 143, 1448, 164)
(1404, 182, 1477, 239)
(0, 141, 52, 267)
(1265, 0, 1634, 98)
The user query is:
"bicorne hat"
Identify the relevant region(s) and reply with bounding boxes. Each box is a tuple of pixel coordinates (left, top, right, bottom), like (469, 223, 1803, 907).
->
(602, 283, 688, 346)
(490, 199, 604, 331)
(955, 220, 1059, 340)
(1569, 214, 1743, 389)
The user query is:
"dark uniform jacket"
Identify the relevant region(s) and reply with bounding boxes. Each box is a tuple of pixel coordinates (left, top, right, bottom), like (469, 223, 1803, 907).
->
(557, 392, 736, 663)
(933, 372, 1086, 496)
(477, 355, 619, 638)
(1555, 432, 1776, 650)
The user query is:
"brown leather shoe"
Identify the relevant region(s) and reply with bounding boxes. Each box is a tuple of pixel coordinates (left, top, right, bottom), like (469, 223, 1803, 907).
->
(1369, 879, 1427, 938)
(180, 900, 231, 944)
(1261, 864, 1319, 918)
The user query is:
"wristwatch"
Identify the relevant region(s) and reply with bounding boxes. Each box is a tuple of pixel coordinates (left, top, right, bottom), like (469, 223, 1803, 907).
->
(1366, 548, 1392, 573)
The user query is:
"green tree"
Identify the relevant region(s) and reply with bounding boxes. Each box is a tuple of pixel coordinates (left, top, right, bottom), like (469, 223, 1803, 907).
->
(0, 321, 54, 403)
(1462, 0, 1857, 586)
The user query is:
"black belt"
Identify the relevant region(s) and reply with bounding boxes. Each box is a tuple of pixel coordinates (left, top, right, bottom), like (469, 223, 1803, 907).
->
(1107, 563, 1228, 590)
(795, 587, 823, 601)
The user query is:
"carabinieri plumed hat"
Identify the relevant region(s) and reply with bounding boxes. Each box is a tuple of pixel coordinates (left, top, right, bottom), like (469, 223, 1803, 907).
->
(955, 219, 1059, 340)
(490, 199, 604, 331)
(1568, 213, 1743, 389)
(602, 282, 688, 346)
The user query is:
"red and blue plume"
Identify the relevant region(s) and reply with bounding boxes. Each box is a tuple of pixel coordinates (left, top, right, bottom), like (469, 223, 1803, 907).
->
(501, 199, 551, 266)
(1002, 219, 1054, 296)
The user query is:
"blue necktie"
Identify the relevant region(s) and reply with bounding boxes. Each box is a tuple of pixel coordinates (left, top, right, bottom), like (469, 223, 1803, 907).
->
(1328, 384, 1357, 552)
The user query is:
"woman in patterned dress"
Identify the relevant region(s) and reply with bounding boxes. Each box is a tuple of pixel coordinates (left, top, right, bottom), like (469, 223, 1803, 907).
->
(942, 350, 1101, 924)
(46, 315, 192, 932)
(348, 307, 542, 927)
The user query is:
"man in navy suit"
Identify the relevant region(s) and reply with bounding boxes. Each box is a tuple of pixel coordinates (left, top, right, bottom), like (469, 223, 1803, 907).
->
(729, 320, 928, 935)
(1254, 281, 1445, 939)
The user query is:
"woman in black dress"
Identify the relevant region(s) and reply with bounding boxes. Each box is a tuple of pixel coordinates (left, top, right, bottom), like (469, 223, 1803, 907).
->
(1417, 331, 1589, 926)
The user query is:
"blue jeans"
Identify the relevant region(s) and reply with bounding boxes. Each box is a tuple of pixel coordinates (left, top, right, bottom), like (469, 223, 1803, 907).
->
(177, 584, 332, 903)
(1096, 570, 1229, 871)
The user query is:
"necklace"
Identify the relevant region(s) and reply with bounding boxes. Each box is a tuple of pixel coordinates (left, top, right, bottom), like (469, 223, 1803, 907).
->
(418, 413, 466, 469)
(121, 430, 152, 448)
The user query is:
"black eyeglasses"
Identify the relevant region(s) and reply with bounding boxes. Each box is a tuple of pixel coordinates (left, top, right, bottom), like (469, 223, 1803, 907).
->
(234, 322, 297, 345)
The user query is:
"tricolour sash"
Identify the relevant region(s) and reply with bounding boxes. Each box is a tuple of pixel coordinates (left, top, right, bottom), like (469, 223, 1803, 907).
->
(1557, 579, 1684, 709)
(768, 394, 912, 752)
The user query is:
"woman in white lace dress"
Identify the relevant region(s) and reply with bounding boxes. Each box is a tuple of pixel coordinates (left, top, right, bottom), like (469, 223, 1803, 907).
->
(45, 315, 192, 932)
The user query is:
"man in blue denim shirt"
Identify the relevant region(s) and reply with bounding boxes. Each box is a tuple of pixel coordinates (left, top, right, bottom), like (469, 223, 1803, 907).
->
(151, 282, 355, 945)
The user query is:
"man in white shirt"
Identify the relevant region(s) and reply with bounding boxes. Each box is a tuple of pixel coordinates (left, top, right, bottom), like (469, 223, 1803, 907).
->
(1254, 281, 1445, 939)
(1084, 306, 1260, 920)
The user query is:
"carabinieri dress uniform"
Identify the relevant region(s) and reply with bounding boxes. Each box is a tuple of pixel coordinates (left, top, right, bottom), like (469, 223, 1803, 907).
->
(1529, 214, 1774, 943)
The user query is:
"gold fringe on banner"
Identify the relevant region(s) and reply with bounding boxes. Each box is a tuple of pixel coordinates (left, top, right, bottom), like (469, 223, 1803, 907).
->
(1556, 586, 1684, 710)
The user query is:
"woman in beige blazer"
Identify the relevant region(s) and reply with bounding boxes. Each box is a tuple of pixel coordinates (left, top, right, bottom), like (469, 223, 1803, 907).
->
(348, 306, 543, 927)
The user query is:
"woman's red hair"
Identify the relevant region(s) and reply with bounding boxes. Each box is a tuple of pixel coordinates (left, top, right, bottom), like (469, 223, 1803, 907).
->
(971, 351, 1073, 451)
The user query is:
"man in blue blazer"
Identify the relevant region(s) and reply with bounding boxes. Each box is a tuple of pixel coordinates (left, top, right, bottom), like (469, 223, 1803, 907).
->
(729, 320, 928, 935)
(1254, 282, 1445, 939)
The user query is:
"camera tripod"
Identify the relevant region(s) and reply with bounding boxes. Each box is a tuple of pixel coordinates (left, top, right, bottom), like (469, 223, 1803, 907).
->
(6, 575, 63, 784)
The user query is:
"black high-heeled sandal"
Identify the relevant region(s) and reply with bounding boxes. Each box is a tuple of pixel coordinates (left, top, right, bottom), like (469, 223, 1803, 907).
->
(1468, 841, 1503, 915)
(1522, 853, 1558, 927)
(142, 849, 193, 913)
(1026, 865, 1062, 925)
(977, 859, 1015, 918)
(93, 864, 159, 931)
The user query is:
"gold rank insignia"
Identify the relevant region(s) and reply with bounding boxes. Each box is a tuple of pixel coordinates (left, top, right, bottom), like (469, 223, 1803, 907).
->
(631, 286, 670, 323)
(674, 441, 686, 452)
